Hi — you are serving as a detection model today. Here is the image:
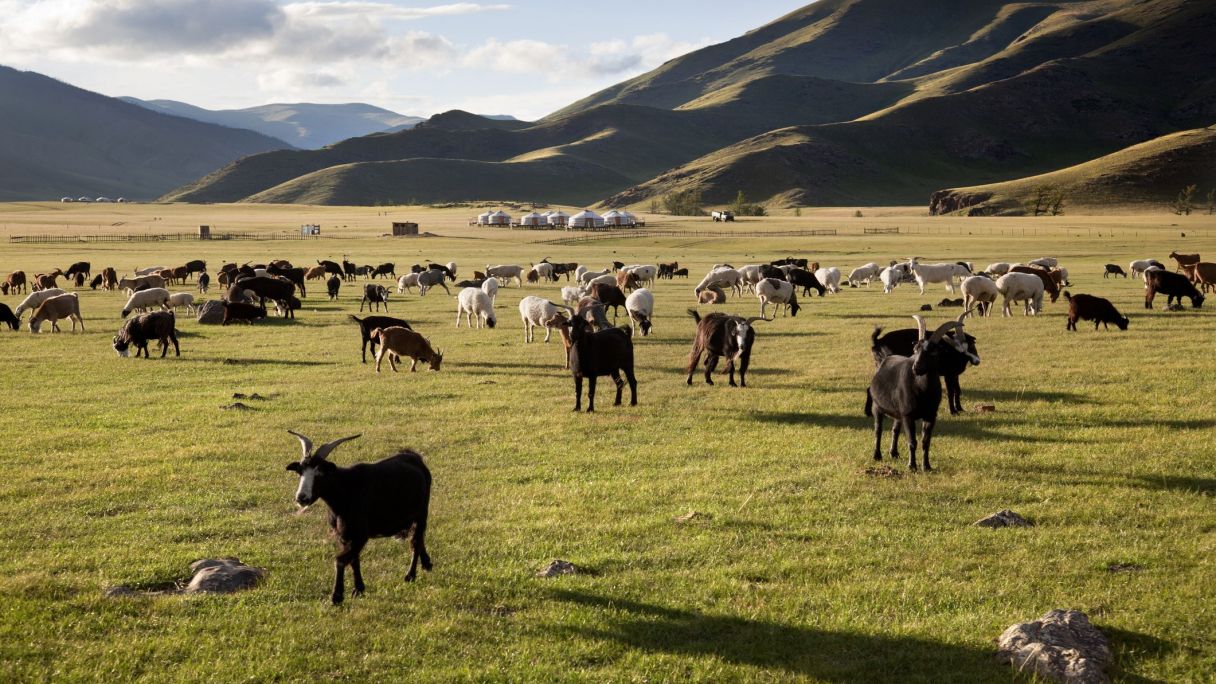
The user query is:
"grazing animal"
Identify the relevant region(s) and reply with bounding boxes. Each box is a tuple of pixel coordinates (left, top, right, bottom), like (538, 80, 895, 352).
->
(625, 288, 654, 336)
(121, 288, 171, 318)
(694, 268, 743, 298)
(590, 283, 627, 320)
(530, 262, 556, 283)
(576, 296, 612, 331)
(327, 275, 341, 300)
(417, 269, 451, 296)
(1028, 257, 1058, 269)
(756, 278, 801, 318)
(456, 279, 485, 289)
(285, 432, 432, 605)
(396, 272, 420, 294)
(866, 316, 970, 470)
(33, 272, 61, 291)
(848, 263, 882, 287)
(221, 301, 267, 325)
(118, 274, 166, 293)
(814, 267, 842, 294)
(0, 303, 18, 330)
(995, 272, 1045, 316)
(342, 260, 358, 281)
(673, 267, 689, 278)
(184, 260, 207, 278)
(526, 269, 540, 284)
(134, 265, 167, 276)
(1129, 259, 1162, 278)
(1144, 270, 1204, 309)
(686, 310, 765, 387)
(621, 264, 658, 287)
(371, 263, 396, 280)
(1185, 262, 1216, 293)
(3, 271, 28, 295)
(1169, 251, 1200, 272)
(486, 264, 525, 287)
(871, 312, 979, 415)
(577, 267, 611, 286)
(1064, 292, 1128, 331)
(1009, 265, 1060, 303)
(615, 271, 641, 292)
(305, 265, 328, 281)
(961, 275, 998, 316)
(318, 260, 344, 279)
(456, 288, 496, 328)
(113, 311, 179, 358)
(361, 284, 391, 312)
(197, 272, 211, 294)
(350, 315, 412, 363)
(519, 296, 573, 343)
(267, 264, 307, 298)
(786, 268, 826, 297)
(985, 262, 1012, 276)
(72, 272, 85, 288)
(909, 261, 971, 294)
(427, 263, 456, 281)
(64, 262, 91, 281)
(14, 288, 66, 318)
(480, 277, 498, 307)
(29, 293, 84, 333)
(567, 315, 637, 412)
(698, 286, 726, 304)
(1103, 264, 1127, 278)
(561, 285, 582, 307)
(371, 327, 442, 372)
(236, 275, 299, 317)
(166, 292, 196, 314)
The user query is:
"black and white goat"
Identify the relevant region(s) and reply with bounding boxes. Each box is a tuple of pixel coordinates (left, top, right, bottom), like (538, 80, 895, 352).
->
(285, 431, 432, 605)
(685, 310, 767, 387)
(865, 315, 971, 471)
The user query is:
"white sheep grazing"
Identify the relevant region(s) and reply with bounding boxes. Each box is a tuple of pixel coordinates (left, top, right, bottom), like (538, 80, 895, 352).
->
(531, 262, 555, 282)
(736, 265, 763, 292)
(623, 264, 658, 286)
(695, 267, 743, 298)
(755, 278, 800, 318)
(134, 265, 166, 276)
(1129, 259, 1155, 278)
(397, 273, 420, 294)
(584, 273, 617, 290)
(815, 267, 842, 293)
(995, 272, 1044, 317)
(624, 288, 654, 335)
(578, 267, 611, 285)
(574, 265, 589, 282)
(847, 263, 881, 286)
(456, 287, 497, 329)
(986, 262, 1012, 276)
(486, 264, 524, 287)
(519, 296, 571, 342)
(122, 288, 171, 318)
(481, 277, 498, 306)
(879, 265, 906, 293)
(1029, 257, 1058, 269)
(166, 292, 196, 314)
(445, 262, 458, 278)
(910, 262, 972, 294)
(561, 286, 582, 307)
(14, 288, 66, 317)
(961, 275, 999, 316)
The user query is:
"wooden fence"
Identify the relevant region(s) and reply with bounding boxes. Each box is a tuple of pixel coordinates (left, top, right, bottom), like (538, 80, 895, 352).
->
(9, 232, 326, 244)
(534, 228, 838, 245)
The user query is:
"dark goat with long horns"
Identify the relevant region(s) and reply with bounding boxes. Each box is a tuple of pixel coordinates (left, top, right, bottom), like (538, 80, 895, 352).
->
(285, 431, 433, 605)
(686, 310, 767, 387)
(871, 310, 979, 415)
(865, 315, 972, 471)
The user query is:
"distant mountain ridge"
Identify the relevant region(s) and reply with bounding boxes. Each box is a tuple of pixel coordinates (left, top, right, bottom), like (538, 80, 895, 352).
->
(0, 66, 289, 202)
(160, 0, 1216, 210)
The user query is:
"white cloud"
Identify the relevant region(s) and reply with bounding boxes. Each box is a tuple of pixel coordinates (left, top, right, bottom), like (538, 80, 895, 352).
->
(257, 67, 349, 93)
(464, 33, 705, 81)
(284, 2, 510, 20)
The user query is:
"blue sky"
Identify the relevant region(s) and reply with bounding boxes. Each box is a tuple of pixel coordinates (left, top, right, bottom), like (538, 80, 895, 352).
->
(0, 1, 808, 119)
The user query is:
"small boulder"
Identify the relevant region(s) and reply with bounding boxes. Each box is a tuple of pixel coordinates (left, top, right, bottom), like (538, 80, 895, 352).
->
(184, 558, 266, 594)
(196, 299, 225, 324)
(537, 560, 579, 578)
(975, 509, 1033, 528)
(997, 609, 1112, 683)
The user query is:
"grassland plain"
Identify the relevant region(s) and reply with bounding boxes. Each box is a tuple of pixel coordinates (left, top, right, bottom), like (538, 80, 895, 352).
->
(0, 203, 1213, 682)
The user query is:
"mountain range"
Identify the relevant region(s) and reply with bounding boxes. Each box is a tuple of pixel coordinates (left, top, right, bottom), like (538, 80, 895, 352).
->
(161, 0, 1215, 212)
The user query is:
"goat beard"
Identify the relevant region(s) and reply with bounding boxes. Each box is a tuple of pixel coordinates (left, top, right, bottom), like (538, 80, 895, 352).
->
(294, 503, 314, 515)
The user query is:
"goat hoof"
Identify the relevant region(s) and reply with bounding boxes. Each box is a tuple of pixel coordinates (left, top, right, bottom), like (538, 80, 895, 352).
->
(351, 588, 364, 597)
(404, 573, 417, 583)
(331, 595, 344, 605)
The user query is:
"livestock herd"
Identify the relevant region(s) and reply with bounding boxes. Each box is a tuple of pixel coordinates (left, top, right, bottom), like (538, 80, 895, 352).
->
(1, 247, 1209, 602)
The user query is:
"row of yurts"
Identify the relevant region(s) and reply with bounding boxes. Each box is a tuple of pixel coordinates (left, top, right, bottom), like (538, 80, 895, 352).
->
(475, 208, 640, 228)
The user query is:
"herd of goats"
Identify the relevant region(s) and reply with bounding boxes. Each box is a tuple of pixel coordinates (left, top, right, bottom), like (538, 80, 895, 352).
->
(0, 249, 1210, 603)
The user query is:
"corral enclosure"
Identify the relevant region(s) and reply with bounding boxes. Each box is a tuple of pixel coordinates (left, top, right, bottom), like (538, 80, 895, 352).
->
(0, 202, 1213, 681)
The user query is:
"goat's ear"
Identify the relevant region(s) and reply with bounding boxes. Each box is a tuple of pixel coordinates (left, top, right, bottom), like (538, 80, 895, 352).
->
(285, 462, 302, 473)
(316, 461, 337, 474)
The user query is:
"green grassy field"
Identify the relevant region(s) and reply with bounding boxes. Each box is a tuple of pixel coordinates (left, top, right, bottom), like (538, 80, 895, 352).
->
(0, 204, 1213, 682)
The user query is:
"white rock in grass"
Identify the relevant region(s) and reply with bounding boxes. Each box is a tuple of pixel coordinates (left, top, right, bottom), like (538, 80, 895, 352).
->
(974, 509, 1033, 528)
(997, 609, 1112, 683)
(184, 558, 266, 594)
(536, 560, 579, 578)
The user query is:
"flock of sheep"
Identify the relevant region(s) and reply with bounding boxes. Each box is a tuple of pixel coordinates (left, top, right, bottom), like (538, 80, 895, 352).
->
(1, 248, 1208, 603)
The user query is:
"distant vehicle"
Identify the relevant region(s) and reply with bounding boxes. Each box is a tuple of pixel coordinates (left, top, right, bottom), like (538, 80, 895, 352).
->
(95, 197, 111, 203)
(77, 197, 91, 202)
(711, 210, 735, 222)
(116, 198, 127, 203)
(60, 197, 74, 203)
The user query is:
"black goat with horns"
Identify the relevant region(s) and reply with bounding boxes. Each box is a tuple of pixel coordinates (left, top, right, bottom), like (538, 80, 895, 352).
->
(285, 431, 433, 605)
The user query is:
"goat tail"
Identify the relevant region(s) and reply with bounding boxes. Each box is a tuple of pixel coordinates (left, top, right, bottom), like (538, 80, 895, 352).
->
(687, 308, 701, 324)
(871, 326, 883, 346)
(1063, 290, 1072, 301)
(348, 314, 363, 323)
(864, 389, 874, 417)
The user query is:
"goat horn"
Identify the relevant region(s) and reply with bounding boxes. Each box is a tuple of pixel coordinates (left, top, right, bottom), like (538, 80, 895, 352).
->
(287, 430, 313, 461)
(956, 308, 972, 326)
(912, 315, 927, 341)
(744, 316, 771, 324)
(313, 434, 362, 462)
(929, 321, 960, 343)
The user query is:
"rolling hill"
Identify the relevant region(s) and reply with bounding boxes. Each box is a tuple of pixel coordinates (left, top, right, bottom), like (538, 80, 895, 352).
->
(119, 98, 425, 149)
(0, 66, 289, 202)
(164, 0, 1216, 209)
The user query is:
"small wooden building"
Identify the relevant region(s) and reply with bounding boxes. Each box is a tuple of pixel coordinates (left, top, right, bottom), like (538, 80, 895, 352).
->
(199, 225, 212, 239)
(392, 221, 419, 236)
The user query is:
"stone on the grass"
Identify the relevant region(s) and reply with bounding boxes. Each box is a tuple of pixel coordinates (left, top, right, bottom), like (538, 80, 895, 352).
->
(196, 299, 225, 324)
(997, 609, 1112, 684)
(221, 402, 254, 411)
(674, 510, 711, 523)
(537, 560, 579, 578)
(974, 509, 1033, 528)
(184, 558, 266, 594)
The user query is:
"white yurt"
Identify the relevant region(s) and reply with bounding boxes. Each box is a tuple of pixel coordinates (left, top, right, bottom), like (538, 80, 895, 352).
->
(489, 210, 511, 226)
(620, 210, 636, 226)
(602, 210, 625, 226)
(477, 210, 494, 226)
(547, 210, 569, 227)
(519, 212, 545, 227)
(569, 209, 605, 229)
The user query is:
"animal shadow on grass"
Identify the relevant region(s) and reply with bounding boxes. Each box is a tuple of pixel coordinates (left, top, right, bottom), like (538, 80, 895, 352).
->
(198, 358, 335, 367)
(547, 589, 1003, 681)
(750, 411, 1095, 444)
(1101, 626, 1179, 684)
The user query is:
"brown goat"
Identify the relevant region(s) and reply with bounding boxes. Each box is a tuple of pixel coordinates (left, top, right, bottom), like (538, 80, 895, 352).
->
(100, 267, 119, 291)
(1185, 262, 1216, 292)
(305, 265, 328, 280)
(370, 326, 443, 372)
(615, 271, 640, 292)
(33, 271, 61, 291)
(698, 286, 726, 304)
(29, 293, 83, 333)
(2, 271, 27, 295)
(590, 283, 627, 319)
(1169, 251, 1200, 272)
(1064, 292, 1128, 331)
(1010, 265, 1060, 303)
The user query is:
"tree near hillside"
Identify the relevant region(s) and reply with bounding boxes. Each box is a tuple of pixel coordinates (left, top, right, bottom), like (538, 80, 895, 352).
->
(730, 191, 767, 217)
(662, 190, 703, 216)
(1026, 185, 1064, 216)
(1048, 187, 1066, 216)
(1173, 184, 1197, 215)
(1206, 188, 1214, 215)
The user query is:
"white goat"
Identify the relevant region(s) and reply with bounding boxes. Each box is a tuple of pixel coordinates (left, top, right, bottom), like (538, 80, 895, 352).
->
(756, 278, 801, 318)
(910, 262, 972, 294)
(14, 288, 66, 318)
(561, 286, 582, 307)
(623, 264, 658, 286)
(1129, 259, 1156, 278)
(584, 273, 617, 291)
(486, 264, 524, 287)
(996, 272, 1044, 316)
(1028, 257, 1058, 269)
(166, 292, 196, 314)
(577, 267, 611, 285)
(519, 296, 571, 343)
(574, 265, 589, 282)
(530, 262, 555, 282)
(986, 262, 1012, 276)
(847, 263, 881, 286)
(815, 267, 842, 294)
(695, 268, 743, 298)
(134, 265, 166, 276)
(961, 275, 999, 316)
(625, 288, 654, 336)
(456, 287, 497, 329)
(481, 277, 498, 306)
(122, 288, 171, 318)
(397, 273, 420, 294)
(736, 265, 763, 293)
(879, 265, 907, 293)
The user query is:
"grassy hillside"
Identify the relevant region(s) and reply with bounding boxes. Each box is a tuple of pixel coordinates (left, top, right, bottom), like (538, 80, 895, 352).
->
(930, 126, 1216, 215)
(0, 67, 289, 202)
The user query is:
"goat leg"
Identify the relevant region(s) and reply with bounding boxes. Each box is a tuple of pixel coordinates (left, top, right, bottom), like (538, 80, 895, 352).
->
(586, 376, 597, 412)
(350, 557, 365, 597)
(904, 418, 919, 471)
(610, 371, 624, 406)
(890, 421, 902, 461)
(626, 369, 637, 406)
(703, 355, 718, 385)
(572, 375, 583, 411)
(726, 358, 737, 387)
(920, 418, 935, 471)
(873, 413, 884, 461)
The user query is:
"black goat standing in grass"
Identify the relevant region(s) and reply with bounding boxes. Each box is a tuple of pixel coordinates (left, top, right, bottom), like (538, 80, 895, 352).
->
(568, 316, 637, 412)
(286, 431, 432, 605)
(350, 314, 412, 363)
(865, 315, 972, 471)
(686, 309, 767, 387)
(871, 311, 979, 415)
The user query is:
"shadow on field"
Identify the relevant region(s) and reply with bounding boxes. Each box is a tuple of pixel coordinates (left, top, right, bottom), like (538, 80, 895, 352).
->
(1102, 625, 1179, 684)
(191, 358, 336, 367)
(751, 411, 1096, 444)
(1130, 474, 1216, 496)
(547, 589, 1003, 681)
(964, 388, 1097, 404)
